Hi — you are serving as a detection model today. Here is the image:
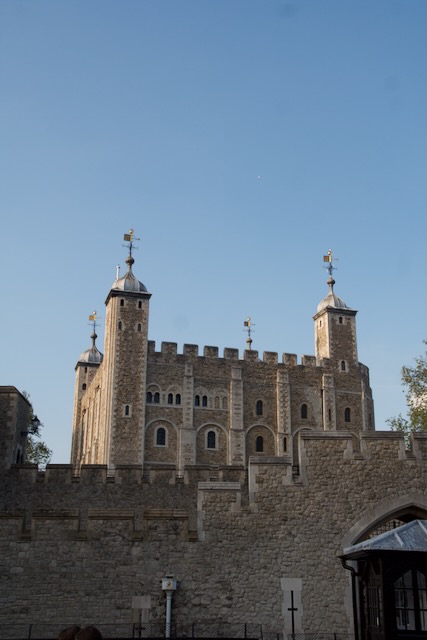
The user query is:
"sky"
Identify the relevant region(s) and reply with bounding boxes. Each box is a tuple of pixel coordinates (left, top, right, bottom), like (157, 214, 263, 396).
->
(0, 0, 425, 464)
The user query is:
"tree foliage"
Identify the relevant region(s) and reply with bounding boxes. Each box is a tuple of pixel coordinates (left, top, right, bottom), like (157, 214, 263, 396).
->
(22, 391, 52, 467)
(387, 341, 427, 437)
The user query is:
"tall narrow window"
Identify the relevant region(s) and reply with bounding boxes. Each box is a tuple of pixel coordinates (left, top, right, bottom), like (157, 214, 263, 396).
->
(137, 323, 142, 332)
(120, 299, 124, 307)
(341, 360, 346, 371)
(146, 391, 153, 403)
(301, 403, 308, 419)
(124, 404, 130, 416)
(138, 301, 142, 309)
(328, 408, 332, 421)
(175, 394, 181, 405)
(154, 392, 160, 404)
(156, 427, 166, 446)
(283, 437, 287, 452)
(195, 395, 200, 407)
(118, 321, 122, 330)
(256, 436, 264, 452)
(344, 407, 351, 423)
(167, 393, 173, 405)
(222, 397, 228, 410)
(202, 395, 208, 407)
(394, 570, 427, 632)
(339, 316, 343, 324)
(82, 383, 87, 390)
(207, 431, 216, 449)
(256, 400, 263, 416)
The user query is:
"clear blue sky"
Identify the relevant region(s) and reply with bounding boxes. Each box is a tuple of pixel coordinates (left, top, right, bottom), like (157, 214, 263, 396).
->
(0, 0, 425, 463)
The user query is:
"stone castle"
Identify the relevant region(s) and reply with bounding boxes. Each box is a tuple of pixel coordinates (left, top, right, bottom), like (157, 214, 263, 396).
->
(1, 235, 427, 638)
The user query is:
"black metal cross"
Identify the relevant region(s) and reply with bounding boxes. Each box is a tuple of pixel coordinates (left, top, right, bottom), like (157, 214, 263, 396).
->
(287, 590, 298, 637)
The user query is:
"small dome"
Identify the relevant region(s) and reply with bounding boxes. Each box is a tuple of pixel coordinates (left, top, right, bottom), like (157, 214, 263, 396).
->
(316, 278, 349, 313)
(78, 333, 103, 365)
(111, 255, 148, 293)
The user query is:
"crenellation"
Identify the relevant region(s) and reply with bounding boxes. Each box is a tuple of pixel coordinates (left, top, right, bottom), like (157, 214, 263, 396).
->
(263, 351, 278, 364)
(203, 345, 219, 358)
(183, 344, 199, 357)
(244, 350, 259, 362)
(224, 347, 239, 360)
(161, 341, 178, 356)
(282, 353, 298, 366)
(301, 355, 317, 367)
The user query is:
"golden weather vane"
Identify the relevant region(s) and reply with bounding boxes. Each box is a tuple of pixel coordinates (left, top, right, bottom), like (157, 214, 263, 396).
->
(323, 249, 338, 280)
(123, 228, 140, 257)
(243, 316, 255, 351)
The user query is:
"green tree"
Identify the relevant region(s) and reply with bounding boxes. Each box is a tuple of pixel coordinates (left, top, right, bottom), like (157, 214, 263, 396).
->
(22, 391, 52, 467)
(387, 341, 427, 438)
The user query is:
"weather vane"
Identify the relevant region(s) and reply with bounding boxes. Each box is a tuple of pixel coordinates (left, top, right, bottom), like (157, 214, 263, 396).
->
(123, 228, 140, 257)
(323, 249, 338, 280)
(88, 310, 100, 332)
(243, 317, 255, 351)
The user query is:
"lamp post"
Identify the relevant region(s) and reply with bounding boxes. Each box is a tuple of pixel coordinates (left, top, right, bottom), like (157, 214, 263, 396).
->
(161, 576, 178, 639)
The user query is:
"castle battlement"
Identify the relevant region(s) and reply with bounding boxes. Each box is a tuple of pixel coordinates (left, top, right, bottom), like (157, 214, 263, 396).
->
(146, 339, 328, 368)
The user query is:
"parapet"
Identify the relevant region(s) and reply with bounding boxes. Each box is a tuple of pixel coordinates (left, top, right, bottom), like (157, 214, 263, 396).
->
(161, 342, 178, 356)
(204, 346, 219, 358)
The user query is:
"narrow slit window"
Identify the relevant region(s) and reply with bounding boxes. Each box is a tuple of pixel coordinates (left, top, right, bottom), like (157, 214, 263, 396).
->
(301, 403, 308, 419)
(138, 301, 142, 309)
(124, 404, 130, 416)
(283, 437, 287, 452)
(137, 323, 142, 332)
(256, 400, 263, 416)
(120, 299, 124, 307)
(341, 360, 346, 371)
(82, 383, 87, 391)
(339, 316, 343, 324)
(256, 436, 264, 452)
(344, 407, 351, 423)
(118, 321, 122, 330)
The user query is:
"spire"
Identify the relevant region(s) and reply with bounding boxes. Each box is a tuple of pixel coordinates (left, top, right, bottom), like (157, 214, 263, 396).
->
(78, 311, 103, 364)
(316, 250, 349, 313)
(243, 316, 255, 350)
(110, 229, 149, 294)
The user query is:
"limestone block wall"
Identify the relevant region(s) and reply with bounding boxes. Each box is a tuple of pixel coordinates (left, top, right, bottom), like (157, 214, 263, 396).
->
(2, 433, 427, 634)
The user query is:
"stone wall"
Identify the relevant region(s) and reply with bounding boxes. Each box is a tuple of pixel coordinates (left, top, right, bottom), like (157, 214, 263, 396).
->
(2, 431, 427, 635)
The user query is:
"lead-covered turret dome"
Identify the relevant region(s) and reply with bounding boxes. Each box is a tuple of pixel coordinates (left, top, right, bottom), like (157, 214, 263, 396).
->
(111, 255, 148, 293)
(78, 332, 103, 365)
(316, 277, 349, 313)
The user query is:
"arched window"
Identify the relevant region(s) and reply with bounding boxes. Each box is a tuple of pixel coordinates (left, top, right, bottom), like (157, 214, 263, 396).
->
(301, 403, 308, 419)
(195, 395, 200, 407)
(256, 436, 264, 452)
(146, 391, 153, 403)
(222, 397, 228, 410)
(137, 323, 142, 332)
(394, 569, 427, 632)
(118, 321, 122, 330)
(341, 360, 346, 371)
(207, 430, 216, 449)
(214, 396, 220, 409)
(82, 383, 87, 391)
(124, 404, 130, 416)
(120, 299, 124, 307)
(154, 392, 160, 404)
(256, 400, 263, 416)
(156, 427, 166, 446)
(202, 395, 208, 407)
(167, 393, 173, 405)
(344, 407, 351, 423)
(175, 394, 181, 405)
